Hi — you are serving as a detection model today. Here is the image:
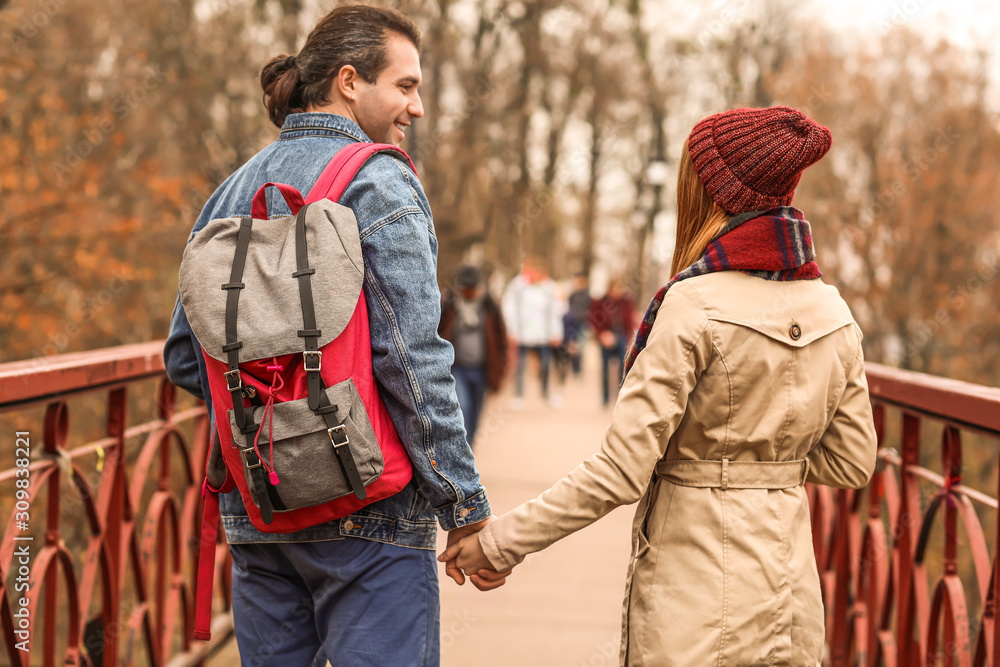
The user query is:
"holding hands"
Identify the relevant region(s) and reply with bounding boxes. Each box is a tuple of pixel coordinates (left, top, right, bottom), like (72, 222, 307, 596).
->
(440, 518, 513, 591)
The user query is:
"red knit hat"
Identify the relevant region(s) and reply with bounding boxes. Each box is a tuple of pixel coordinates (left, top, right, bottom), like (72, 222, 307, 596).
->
(687, 106, 832, 214)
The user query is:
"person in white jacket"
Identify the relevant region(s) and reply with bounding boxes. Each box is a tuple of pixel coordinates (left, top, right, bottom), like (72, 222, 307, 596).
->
(501, 255, 564, 408)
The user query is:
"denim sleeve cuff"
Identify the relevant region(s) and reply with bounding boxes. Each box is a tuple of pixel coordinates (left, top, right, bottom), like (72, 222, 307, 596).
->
(434, 489, 492, 531)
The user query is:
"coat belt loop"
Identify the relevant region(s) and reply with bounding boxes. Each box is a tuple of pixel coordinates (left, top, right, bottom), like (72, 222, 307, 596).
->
(721, 458, 730, 491)
(800, 458, 810, 486)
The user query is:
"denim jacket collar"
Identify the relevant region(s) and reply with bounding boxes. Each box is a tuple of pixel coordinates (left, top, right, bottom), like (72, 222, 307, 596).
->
(279, 112, 372, 143)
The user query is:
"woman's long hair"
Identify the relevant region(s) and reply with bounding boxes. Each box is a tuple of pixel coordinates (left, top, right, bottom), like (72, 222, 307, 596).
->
(670, 139, 730, 277)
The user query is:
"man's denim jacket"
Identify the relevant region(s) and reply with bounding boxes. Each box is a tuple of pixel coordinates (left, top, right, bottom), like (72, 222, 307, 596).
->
(164, 113, 491, 549)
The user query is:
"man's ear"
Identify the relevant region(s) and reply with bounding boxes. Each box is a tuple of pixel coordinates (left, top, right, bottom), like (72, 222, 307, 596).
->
(335, 65, 359, 101)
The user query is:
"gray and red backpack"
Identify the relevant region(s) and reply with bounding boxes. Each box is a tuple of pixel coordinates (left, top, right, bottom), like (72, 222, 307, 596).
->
(179, 144, 416, 640)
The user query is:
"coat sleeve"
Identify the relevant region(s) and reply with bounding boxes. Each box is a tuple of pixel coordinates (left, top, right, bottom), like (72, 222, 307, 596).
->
(806, 330, 878, 489)
(478, 287, 713, 571)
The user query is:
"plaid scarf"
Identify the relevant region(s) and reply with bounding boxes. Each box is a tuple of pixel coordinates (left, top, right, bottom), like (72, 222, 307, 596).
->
(622, 207, 822, 380)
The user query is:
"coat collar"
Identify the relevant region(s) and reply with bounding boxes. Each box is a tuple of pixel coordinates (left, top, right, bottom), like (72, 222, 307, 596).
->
(278, 113, 372, 143)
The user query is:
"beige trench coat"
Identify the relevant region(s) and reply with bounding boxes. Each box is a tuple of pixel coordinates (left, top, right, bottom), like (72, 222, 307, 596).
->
(479, 271, 878, 666)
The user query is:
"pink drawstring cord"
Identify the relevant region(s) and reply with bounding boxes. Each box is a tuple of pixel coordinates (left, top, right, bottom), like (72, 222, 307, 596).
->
(253, 360, 285, 485)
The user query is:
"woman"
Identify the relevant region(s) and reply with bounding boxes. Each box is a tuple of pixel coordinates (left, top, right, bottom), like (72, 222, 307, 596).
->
(440, 106, 878, 666)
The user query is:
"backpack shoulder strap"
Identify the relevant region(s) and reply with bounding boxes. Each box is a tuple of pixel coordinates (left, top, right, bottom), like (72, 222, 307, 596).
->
(305, 142, 417, 204)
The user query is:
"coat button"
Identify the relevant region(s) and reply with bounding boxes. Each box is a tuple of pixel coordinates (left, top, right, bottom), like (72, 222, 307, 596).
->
(458, 508, 470, 519)
(789, 324, 802, 340)
(343, 520, 355, 531)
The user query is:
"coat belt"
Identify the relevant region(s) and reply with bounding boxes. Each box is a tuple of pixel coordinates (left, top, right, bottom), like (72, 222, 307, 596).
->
(655, 458, 810, 490)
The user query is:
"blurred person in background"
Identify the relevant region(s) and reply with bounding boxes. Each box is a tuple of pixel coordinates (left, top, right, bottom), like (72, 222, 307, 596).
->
(439, 265, 508, 447)
(561, 271, 592, 379)
(442, 106, 877, 666)
(588, 277, 636, 406)
(501, 255, 564, 409)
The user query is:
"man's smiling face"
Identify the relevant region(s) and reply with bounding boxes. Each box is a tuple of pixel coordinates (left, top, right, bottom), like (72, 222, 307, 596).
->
(354, 33, 424, 146)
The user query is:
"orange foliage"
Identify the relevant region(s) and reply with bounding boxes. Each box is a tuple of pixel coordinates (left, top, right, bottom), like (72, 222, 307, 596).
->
(0, 0, 997, 393)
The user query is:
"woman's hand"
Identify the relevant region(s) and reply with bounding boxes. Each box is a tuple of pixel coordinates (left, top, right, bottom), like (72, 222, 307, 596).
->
(439, 533, 513, 591)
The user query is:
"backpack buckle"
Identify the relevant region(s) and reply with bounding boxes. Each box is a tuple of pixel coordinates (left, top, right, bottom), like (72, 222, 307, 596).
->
(303, 350, 322, 372)
(225, 369, 242, 392)
(327, 424, 349, 449)
(240, 447, 262, 470)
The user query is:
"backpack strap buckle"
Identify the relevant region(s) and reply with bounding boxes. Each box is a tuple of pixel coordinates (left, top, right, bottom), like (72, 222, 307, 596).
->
(240, 447, 273, 525)
(241, 447, 263, 470)
(224, 369, 242, 392)
(327, 424, 365, 501)
(327, 424, 349, 449)
(303, 350, 322, 372)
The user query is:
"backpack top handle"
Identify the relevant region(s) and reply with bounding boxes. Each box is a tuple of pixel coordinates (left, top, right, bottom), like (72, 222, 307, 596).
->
(251, 182, 306, 220)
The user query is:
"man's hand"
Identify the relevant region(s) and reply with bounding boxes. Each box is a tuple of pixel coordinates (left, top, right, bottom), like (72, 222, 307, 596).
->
(439, 529, 513, 592)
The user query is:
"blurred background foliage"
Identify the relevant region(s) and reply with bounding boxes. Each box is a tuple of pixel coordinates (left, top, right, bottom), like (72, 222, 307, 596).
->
(2, 0, 999, 386)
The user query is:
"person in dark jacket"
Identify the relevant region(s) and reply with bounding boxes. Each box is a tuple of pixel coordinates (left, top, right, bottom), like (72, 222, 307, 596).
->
(563, 271, 592, 377)
(588, 277, 637, 406)
(440, 265, 509, 446)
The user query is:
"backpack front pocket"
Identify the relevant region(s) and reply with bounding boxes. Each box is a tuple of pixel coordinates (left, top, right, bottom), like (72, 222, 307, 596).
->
(228, 378, 384, 511)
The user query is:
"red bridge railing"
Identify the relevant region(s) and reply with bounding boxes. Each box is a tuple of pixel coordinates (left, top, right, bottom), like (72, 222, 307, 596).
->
(0, 343, 231, 666)
(813, 362, 1000, 666)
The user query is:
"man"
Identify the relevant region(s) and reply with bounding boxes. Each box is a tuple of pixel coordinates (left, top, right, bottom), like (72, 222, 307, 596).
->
(438, 265, 508, 446)
(501, 255, 564, 409)
(164, 6, 505, 666)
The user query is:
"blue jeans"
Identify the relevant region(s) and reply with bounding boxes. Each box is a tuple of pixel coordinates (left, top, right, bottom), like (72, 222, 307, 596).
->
(515, 345, 551, 398)
(452, 365, 487, 446)
(230, 539, 440, 667)
(601, 335, 629, 405)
